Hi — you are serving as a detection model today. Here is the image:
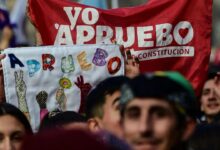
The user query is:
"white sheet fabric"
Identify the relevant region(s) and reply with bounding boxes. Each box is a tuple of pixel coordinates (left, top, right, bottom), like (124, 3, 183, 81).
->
(2, 44, 124, 131)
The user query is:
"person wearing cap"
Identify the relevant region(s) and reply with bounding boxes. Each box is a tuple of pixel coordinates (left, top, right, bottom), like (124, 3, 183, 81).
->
(119, 71, 196, 150)
(199, 71, 220, 124)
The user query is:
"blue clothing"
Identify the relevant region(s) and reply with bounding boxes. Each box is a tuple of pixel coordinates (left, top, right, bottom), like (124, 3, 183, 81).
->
(79, 0, 108, 9)
(0, 9, 10, 29)
(0, 9, 16, 47)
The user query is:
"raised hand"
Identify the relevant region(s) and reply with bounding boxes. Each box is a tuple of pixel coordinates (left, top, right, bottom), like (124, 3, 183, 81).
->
(120, 45, 140, 78)
(75, 75, 92, 113)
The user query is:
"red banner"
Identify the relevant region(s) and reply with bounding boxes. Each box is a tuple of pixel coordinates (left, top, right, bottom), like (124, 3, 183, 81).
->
(28, 0, 212, 95)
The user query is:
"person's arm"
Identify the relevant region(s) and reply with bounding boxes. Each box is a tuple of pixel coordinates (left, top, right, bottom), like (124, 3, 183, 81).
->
(0, 26, 13, 50)
(36, 30, 43, 46)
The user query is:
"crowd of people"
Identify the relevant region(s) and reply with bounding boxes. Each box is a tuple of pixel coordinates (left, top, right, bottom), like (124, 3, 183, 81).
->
(1, 69, 220, 150)
(0, 1, 220, 150)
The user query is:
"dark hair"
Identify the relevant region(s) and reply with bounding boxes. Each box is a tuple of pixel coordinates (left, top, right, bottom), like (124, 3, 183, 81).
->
(86, 76, 130, 119)
(39, 110, 86, 131)
(22, 129, 112, 150)
(189, 124, 220, 150)
(120, 73, 196, 117)
(207, 64, 220, 80)
(0, 103, 33, 134)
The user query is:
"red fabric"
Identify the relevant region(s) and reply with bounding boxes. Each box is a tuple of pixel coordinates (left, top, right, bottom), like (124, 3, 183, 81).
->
(22, 129, 111, 150)
(28, 0, 212, 95)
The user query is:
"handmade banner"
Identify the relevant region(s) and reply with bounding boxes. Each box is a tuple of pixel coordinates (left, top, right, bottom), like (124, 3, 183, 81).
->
(28, 0, 212, 95)
(2, 44, 124, 131)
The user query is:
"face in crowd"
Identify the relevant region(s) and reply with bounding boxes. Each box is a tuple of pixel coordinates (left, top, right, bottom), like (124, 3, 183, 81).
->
(95, 90, 122, 137)
(86, 76, 129, 138)
(200, 78, 220, 122)
(121, 98, 179, 150)
(0, 115, 26, 150)
(119, 72, 196, 150)
(0, 103, 32, 150)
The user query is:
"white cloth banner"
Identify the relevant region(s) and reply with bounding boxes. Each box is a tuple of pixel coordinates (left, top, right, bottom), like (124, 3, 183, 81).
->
(2, 44, 124, 131)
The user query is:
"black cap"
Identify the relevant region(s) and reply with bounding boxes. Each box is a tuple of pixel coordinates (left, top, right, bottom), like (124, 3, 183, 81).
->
(120, 71, 196, 118)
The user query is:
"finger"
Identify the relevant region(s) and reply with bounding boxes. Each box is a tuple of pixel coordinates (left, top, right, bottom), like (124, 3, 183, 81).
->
(77, 76, 80, 83)
(20, 70, 24, 79)
(126, 50, 132, 60)
(14, 71, 18, 81)
(134, 57, 140, 64)
(126, 50, 133, 65)
(119, 45, 125, 58)
(0, 54, 6, 60)
(80, 75, 83, 83)
(77, 75, 83, 85)
(134, 57, 140, 67)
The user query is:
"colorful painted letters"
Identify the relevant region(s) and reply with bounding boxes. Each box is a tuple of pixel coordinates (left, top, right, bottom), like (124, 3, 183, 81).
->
(8, 48, 122, 76)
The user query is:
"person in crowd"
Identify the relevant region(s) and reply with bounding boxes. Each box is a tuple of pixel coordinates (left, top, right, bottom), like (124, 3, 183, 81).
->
(0, 0, 15, 50)
(199, 71, 220, 123)
(39, 109, 87, 131)
(39, 96, 131, 150)
(22, 129, 112, 150)
(10, 0, 30, 47)
(0, 0, 16, 103)
(85, 46, 139, 138)
(0, 0, 13, 104)
(188, 124, 220, 150)
(86, 76, 130, 138)
(119, 71, 197, 150)
(0, 103, 33, 150)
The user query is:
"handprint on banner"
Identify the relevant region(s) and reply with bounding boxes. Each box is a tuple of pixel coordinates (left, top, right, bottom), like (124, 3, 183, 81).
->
(74, 75, 92, 113)
(14, 70, 30, 120)
(36, 91, 48, 121)
(56, 87, 67, 111)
